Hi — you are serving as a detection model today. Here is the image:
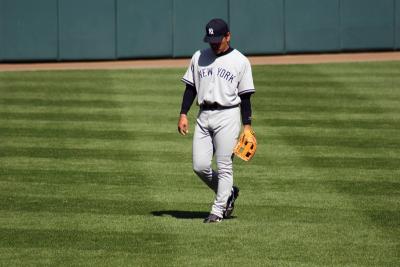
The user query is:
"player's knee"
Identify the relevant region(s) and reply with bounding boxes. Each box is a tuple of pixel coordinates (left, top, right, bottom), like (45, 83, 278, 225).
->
(192, 162, 210, 176)
(192, 165, 206, 176)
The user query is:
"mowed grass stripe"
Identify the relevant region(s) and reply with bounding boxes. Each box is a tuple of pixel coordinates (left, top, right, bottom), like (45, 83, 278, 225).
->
(0, 195, 209, 216)
(4, 106, 399, 121)
(0, 228, 181, 258)
(263, 90, 400, 101)
(1, 120, 398, 137)
(2, 119, 399, 139)
(258, 98, 400, 110)
(253, 61, 399, 78)
(0, 135, 189, 149)
(300, 156, 400, 170)
(261, 79, 400, 90)
(261, 117, 400, 129)
(2, 227, 394, 262)
(0, 69, 182, 99)
(0, 154, 356, 170)
(2, 146, 398, 170)
(0, 98, 121, 108)
(0, 111, 178, 123)
(0, 112, 124, 122)
(0, 127, 177, 141)
(0, 180, 211, 205)
(0, 86, 181, 96)
(0, 168, 194, 186)
(275, 134, 400, 149)
(0, 157, 193, 178)
(2, 127, 399, 151)
(2, 155, 398, 175)
(2, 134, 397, 157)
(257, 103, 400, 113)
(1, 210, 387, 235)
(1, 168, 398, 197)
(2, 179, 396, 212)
(3, 108, 399, 122)
(0, 225, 396, 267)
(0, 146, 189, 163)
(1, 193, 394, 220)
(0, 96, 179, 106)
(1, 167, 398, 195)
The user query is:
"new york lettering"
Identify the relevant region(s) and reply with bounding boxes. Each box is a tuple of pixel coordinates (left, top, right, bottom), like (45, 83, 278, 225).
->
(198, 67, 236, 83)
(198, 68, 213, 78)
(217, 68, 235, 83)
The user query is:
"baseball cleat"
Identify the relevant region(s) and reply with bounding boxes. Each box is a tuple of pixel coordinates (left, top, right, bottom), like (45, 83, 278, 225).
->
(203, 213, 222, 223)
(223, 186, 239, 218)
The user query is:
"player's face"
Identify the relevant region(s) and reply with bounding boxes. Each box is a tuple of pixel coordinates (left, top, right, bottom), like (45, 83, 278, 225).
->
(210, 33, 231, 55)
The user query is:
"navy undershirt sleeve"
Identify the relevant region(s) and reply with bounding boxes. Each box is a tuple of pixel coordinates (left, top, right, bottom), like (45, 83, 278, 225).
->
(180, 84, 197, 115)
(240, 92, 253, 125)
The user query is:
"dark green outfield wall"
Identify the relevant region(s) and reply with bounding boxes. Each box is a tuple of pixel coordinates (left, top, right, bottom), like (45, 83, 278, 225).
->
(0, 0, 399, 61)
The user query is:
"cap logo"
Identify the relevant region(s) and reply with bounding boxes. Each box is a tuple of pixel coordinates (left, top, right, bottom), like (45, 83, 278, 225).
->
(208, 28, 214, 35)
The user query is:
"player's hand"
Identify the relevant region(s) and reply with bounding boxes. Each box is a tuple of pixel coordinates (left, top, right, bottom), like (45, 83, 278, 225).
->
(243, 124, 253, 134)
(178, 114, 189, 135)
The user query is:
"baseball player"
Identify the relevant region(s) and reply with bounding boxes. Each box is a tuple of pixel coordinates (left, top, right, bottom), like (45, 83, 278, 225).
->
(177, 18, 255, 223)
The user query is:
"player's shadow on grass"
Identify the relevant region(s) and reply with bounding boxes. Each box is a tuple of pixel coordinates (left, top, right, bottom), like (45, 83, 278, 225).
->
(151, 210, 209, 219)
(151, 210, 237, 220)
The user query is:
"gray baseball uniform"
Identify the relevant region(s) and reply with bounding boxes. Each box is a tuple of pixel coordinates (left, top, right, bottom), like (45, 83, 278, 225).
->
(182, 47, 255, 218)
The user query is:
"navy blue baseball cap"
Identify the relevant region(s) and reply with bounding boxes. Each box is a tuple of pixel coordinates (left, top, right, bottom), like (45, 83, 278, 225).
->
(203, 18, 230, 43)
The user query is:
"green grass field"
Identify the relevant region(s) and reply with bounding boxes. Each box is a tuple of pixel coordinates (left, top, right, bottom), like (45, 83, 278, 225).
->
(0, 61, 399, 266)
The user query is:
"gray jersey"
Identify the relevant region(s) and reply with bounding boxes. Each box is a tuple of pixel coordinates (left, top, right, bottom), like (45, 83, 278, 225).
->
(182, 48, 255, 106)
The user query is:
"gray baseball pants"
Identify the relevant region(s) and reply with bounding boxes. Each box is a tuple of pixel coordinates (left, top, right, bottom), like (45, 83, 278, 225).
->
(192, 107, 241, 218)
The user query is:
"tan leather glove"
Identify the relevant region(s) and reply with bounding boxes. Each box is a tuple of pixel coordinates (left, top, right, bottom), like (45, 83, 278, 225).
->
(233, 128, 257, 161)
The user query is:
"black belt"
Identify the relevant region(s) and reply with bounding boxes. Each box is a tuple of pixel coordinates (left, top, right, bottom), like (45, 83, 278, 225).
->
(200, 103, 239, 111)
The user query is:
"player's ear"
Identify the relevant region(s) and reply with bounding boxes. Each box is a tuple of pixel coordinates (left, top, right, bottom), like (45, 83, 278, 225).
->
(225, 32, 231, 42)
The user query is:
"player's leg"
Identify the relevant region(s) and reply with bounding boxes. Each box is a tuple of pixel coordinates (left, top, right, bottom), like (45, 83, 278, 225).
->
(209, 107, 241, 217)
(192, 111, 218, 193)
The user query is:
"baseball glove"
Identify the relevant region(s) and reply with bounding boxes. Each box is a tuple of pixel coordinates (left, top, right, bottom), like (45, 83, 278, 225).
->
(233, 129, 257, 161)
